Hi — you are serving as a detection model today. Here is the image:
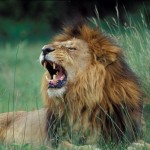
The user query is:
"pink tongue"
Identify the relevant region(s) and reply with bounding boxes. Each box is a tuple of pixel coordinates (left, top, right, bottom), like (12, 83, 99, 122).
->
(56, 72, 64, 80)
(50, 72, 65, 85)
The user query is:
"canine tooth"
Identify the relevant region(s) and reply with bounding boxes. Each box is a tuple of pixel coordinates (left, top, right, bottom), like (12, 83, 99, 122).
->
(46, 75, 50, 82)
(53, 75, 56, 80)
(44, 62, 47, 68)
(53, 63, 55, 69)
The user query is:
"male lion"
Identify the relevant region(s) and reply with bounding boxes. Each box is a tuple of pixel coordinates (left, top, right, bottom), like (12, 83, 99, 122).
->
(0, 23, 149, 149)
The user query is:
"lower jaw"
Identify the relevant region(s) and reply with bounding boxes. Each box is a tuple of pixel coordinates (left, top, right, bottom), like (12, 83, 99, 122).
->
(47, 87, 66, 98)
(48, 77, 67, 88)
(48, 84, 65, 89)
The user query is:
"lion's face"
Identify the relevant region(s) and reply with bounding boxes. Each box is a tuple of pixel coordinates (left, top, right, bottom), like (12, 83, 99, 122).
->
(40, 38, 92, 97)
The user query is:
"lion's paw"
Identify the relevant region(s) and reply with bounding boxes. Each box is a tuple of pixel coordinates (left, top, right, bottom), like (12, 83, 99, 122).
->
(127, 140, 150, 150)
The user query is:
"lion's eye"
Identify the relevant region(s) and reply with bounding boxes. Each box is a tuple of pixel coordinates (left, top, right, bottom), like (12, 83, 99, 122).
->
(67, 47, 77, 51)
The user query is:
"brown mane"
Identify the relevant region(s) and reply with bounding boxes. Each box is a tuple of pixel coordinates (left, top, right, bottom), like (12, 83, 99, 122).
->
(41, 24, 143, 146)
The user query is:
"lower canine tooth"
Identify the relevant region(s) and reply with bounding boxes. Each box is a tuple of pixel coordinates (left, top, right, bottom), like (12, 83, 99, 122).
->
(46, 75, 50, 82)
(53, 75, 56, 80)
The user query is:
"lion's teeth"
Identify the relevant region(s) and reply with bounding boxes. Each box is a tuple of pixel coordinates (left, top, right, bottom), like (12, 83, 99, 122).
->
(44, 62, 47, 68)
(46, 75, 50, 82)
(53, 75, 56, 80)
(53, 63, 55, 69)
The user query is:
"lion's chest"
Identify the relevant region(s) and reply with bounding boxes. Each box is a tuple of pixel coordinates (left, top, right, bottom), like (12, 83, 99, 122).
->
(59, 111, 101, 145)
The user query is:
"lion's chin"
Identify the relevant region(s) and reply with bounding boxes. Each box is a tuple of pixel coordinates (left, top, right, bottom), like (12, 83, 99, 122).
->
(47, 87, 66, 98)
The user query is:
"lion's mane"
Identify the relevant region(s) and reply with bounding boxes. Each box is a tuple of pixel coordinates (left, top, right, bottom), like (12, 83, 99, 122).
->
(42, 23, 143, 145)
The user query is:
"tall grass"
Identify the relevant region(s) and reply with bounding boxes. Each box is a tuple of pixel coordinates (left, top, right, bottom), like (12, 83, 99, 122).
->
(90, 7, 150, 145)
(90, 8, 150, 98)
(0, 10, 150, 149)
(0, 41, 44, 113)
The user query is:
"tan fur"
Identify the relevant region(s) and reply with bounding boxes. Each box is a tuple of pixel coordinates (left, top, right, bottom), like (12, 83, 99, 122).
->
(42, 24, 144, 145)
(0, 109, 48, 146)
(0, 23, 147, 149)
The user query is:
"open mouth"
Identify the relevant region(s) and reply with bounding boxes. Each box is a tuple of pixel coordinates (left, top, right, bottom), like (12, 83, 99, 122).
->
(42, 60, 67, 88)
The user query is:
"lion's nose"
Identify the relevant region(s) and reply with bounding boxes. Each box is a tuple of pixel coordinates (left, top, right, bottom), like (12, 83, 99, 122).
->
(42, 45, 55, 55)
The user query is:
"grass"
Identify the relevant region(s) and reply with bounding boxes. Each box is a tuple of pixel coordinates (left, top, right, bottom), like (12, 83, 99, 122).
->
(90, 9, 150, 147)
(0, 12, 150, 149)
(0, 41, 44, 113)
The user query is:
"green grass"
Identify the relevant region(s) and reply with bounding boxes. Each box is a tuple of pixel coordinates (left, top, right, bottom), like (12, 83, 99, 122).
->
(0, 41, 44, 113)
(90, 9, 150, 147)
(0, 12, 150, 149)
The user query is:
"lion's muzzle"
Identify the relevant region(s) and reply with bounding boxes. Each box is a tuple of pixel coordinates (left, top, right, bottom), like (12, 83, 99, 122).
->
(42, 45, 55, 55)
(40, 45, 67, 89)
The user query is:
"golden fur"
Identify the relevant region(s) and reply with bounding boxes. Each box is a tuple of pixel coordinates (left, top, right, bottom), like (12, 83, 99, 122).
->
(41, 24, 144, 146)
(0, 109, 48, 146)
(0, 23, 147, 149)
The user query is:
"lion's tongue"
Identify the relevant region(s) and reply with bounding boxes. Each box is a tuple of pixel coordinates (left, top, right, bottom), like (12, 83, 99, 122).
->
(50, 72, 65, 85)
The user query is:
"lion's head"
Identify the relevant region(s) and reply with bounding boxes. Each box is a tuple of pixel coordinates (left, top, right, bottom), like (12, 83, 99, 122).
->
(40, 23, 143, 143)
(40, 37, 92, 97)
(40, 24, 122, 106)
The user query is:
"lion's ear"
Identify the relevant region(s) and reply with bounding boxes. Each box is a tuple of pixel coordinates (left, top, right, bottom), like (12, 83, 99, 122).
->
(95, 41, 121, 67)
(85, 26, 122, 67)
(97, 55, 115, 67)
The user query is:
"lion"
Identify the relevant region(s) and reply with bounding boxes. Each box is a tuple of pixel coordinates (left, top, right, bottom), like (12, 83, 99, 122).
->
(0, 22, 149, 149)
